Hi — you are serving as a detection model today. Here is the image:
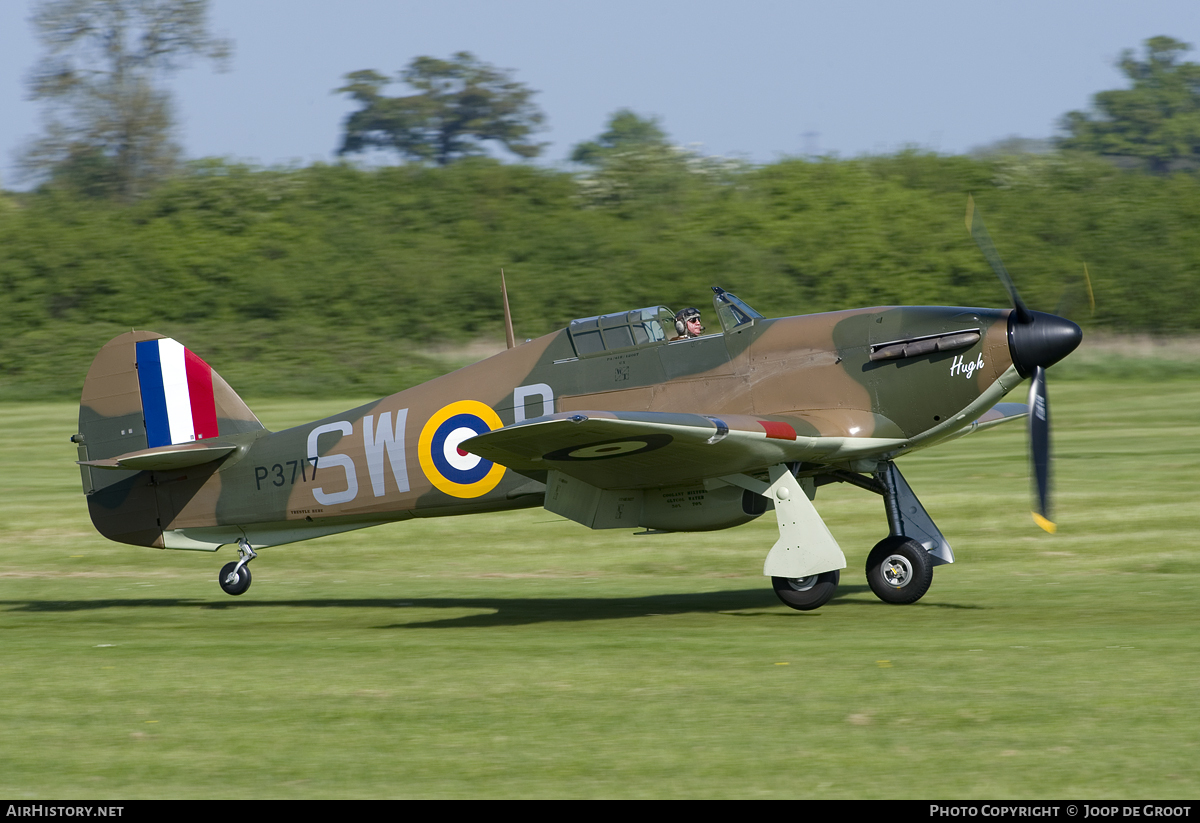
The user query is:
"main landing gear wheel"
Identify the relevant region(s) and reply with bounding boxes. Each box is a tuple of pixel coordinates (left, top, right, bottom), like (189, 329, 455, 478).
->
(865, 536, 933, 604)
(772, 570, 840, 611)
(218, 562, 252, 596)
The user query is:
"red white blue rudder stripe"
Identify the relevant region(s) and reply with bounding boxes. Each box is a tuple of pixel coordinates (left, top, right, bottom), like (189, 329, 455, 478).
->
(136, 338, 219, 448)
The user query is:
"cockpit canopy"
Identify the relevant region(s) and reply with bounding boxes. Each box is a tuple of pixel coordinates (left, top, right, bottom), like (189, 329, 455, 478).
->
(567, 306, 675, 356)
(565, 287, 764, 358)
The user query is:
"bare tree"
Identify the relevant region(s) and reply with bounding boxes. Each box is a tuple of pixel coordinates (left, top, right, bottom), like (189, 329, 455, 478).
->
(22, 0, 231, 199)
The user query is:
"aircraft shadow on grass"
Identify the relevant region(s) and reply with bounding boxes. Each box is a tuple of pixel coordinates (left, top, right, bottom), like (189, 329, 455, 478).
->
(1, 585, 981, 628)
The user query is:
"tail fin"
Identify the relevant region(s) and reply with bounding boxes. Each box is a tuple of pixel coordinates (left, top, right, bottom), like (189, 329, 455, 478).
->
(76, 331, 264, 547)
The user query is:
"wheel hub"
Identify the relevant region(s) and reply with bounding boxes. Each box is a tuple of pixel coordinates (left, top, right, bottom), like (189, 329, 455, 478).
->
(785, 575, 818, 592)
(882, 554, 913, 588)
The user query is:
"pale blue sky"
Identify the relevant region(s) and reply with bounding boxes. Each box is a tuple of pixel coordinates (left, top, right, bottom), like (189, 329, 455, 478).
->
(2, 0, 1198, 187)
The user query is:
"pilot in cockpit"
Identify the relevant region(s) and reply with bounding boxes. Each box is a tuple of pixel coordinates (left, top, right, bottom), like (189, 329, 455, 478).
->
(672, 307, 705, 340)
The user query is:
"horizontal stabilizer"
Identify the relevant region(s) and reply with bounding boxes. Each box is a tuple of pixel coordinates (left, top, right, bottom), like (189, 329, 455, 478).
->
(79, 442, 237, 471)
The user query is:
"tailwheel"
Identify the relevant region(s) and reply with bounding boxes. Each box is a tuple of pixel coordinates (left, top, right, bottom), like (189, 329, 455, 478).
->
(771, 570, 839, 611)
(218, 538, 257, 596)
(218, 562, 252, 596)
(866, 536, 933, 604)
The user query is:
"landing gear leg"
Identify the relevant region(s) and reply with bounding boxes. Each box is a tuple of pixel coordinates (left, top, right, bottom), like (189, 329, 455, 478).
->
(218, 538, 257, 596)
(718, 464, 846, 612)
(867, 462, 945, 604)
(873, 461, 953, 565)
(814, 461, 952, 605)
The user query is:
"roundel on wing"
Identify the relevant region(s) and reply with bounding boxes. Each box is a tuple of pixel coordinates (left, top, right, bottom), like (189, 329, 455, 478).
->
(418, 400, 506, 498)
(543, 433, 673, 462)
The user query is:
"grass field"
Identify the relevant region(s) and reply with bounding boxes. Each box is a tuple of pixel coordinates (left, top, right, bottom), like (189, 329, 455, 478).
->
(2, 379, 1198, 798)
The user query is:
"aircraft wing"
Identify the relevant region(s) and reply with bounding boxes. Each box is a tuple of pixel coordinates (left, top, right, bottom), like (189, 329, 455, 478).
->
(462, 410, 907, 490)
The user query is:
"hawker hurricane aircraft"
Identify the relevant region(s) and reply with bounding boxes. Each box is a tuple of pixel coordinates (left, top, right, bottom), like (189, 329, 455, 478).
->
(72, 200, 1082, 610)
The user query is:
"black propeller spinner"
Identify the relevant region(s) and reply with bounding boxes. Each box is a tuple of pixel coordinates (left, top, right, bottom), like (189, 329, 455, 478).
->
(965, 196, 1083, 533)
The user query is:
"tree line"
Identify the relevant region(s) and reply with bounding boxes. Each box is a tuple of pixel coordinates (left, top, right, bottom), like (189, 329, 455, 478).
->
(3, 149, 1199, 400)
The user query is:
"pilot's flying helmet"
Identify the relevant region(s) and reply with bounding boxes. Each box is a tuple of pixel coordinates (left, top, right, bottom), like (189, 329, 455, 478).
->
(674, 307, 705, 336)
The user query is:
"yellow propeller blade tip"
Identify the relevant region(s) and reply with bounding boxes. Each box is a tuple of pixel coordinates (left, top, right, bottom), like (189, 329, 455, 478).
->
(1032, 512, 1057, 534)
(965, 195, 975, 230)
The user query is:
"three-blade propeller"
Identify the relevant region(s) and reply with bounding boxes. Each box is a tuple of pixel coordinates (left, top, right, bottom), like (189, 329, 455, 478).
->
(965, 196, 1082, 533)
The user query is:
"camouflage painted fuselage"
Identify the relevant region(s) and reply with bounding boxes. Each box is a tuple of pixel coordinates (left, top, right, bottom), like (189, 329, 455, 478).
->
(76, 301, 1023, 552)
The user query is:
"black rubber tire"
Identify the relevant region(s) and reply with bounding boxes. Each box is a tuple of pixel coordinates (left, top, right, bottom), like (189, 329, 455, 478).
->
(771, 570, 840, 611)
(218, 561, 252, 596)
(865, 536, 933, 604)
